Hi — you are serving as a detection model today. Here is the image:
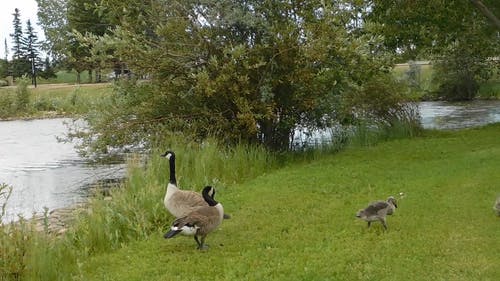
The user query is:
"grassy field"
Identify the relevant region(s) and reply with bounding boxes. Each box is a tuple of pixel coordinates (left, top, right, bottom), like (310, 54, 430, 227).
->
(1, 124, 500, 280)
(71, 125, 500, 281)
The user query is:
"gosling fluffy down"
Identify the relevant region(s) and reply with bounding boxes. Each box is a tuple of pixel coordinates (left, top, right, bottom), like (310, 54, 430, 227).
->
(356, 196, 398, 230)
(164, 186, 224, 250)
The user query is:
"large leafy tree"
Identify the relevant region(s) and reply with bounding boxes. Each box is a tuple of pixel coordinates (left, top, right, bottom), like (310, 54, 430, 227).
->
(35, 0, 69, 62)
(368, 0, 500, 100)
(36, 0, 114, 83)
(67, 0, 112, 82)
(72, 0, 413, 155)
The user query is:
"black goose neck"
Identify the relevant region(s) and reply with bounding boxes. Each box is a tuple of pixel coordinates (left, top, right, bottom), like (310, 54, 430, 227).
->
(202, 186, 218, 207)
(168, 153, 177, 185)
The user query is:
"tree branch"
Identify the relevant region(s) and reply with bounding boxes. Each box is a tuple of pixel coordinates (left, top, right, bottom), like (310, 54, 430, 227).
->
(469, 0, 500, 30)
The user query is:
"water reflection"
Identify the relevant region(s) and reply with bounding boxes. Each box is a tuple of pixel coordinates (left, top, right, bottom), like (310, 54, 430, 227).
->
(292, 100, 500, 148)
(0, 118, 125, 222)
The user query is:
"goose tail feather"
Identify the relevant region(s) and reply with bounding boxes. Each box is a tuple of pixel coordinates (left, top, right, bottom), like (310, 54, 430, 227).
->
(164, 229, 182, 239)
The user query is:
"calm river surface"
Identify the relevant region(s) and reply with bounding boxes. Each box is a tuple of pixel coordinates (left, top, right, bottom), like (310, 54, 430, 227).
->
(0, 118, 125, 222)
(419, 100, 500, 129)
(1, 100, 500, 222)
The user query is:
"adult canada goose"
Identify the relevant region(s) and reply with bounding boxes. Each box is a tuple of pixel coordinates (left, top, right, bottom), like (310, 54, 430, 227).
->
(494, 196, 500, 216)
(161, 150, 208, 218)
(164, 185, 224, 250)
(356, 196, 398, 230)
(161, 150, 230, 219)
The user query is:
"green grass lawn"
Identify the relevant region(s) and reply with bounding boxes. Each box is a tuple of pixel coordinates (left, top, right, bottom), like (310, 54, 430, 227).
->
(78, 125, 500, 281)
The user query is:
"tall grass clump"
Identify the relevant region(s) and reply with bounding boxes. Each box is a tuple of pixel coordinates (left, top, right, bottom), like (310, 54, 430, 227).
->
(68, 137, 276, 254)
(15, 79, 31, 111)
(0, 90, 16, 118)
(2, 184, 75, 281)
(346, 72, 423, 147)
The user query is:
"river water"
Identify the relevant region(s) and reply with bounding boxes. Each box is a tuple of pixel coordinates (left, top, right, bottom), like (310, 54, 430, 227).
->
(0, 118, 125, 222)
(1, 100, 500, 222)
(419, 100, 500, 129)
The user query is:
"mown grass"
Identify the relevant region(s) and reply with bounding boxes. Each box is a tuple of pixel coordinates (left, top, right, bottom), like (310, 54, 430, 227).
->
(1, 120, 499, 280)
(39, 70, 93, 84)
(75, 125, 500, 281)
(0, 82, 113, 119)
(0, 123, 491, 281)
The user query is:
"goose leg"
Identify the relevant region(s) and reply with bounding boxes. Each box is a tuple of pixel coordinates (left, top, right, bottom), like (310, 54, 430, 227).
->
(194, 235, 202, 248)
(380, 218, 388, 230)
(197, 235, 209, 250)
(367, 221, 371, 228)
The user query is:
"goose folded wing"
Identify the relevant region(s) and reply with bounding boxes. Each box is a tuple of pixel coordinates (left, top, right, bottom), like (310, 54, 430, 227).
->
(365, 201, 389, 213)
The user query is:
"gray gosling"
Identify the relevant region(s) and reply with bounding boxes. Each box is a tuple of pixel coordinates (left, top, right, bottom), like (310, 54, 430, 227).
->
(164, 185, 224, 250)
(356, 196, 398, 230)
(494, 196, 500, 216)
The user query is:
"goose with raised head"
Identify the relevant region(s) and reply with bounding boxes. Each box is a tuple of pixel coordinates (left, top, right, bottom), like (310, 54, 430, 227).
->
(356, 196, 398, 230)
(161, 150, 208, 218)
(161, 150, 230, 219)
(164, 185, 224, 250)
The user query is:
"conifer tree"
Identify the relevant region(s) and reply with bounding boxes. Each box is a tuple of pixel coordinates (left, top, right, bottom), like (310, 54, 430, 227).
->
(23, 19, 42, 86)
(10, 8, 23, 59)
(9, 8, 30, 79)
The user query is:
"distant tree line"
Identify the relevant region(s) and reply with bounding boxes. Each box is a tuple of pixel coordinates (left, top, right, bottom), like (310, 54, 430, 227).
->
(0, 8, 56, 86)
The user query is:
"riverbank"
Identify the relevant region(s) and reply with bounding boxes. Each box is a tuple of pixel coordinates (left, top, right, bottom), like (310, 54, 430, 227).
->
(0, 83, 113, 120)
(2, 123, 499, 280)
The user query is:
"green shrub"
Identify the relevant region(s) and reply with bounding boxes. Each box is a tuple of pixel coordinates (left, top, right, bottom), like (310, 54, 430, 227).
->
(15, 79, 30, 111)
(0, 91, 16, 117)
(33, 96, 57, 111)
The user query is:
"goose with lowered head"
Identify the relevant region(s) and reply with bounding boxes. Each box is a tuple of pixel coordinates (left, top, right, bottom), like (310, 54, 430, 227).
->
(164, 185, 224, 250)
(356, 196, 398, 230)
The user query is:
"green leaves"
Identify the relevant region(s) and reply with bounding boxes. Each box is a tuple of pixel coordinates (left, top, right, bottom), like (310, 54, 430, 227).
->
(75, 0, 413, 154)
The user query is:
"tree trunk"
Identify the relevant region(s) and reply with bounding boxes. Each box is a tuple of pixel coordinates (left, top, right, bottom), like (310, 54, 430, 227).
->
(260, 120, 292, 151)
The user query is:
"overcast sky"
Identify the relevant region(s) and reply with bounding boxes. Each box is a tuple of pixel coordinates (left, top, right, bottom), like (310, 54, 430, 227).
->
(1, 0, 45, 59)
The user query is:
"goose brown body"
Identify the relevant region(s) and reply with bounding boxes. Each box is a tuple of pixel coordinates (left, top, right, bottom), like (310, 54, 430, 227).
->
(164, 183, 208, 218)
(162, 151, 209, 218)
(164, 186, 224, 250)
